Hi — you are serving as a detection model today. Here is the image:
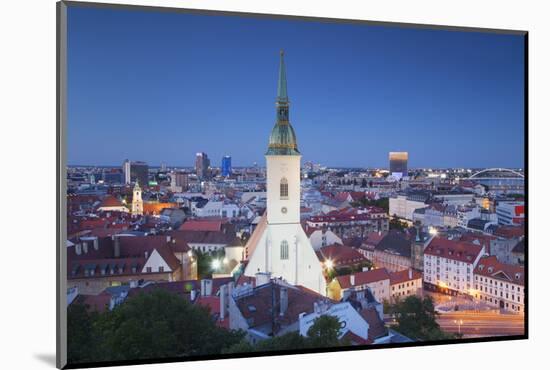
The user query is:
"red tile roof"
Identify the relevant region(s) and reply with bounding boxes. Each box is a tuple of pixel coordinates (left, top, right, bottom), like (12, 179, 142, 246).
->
(234, 282, 327, 333)
(334, 191, 366, 202)
(155, 244, 183, 271)
(493, 225, 525, 239)
(142, 202, 178, 215)
(317, 244, 367, 267)
(98, 195, 124, 208)
(424, 237, 484, 264)
(475, 256, 525, 286)
(389, 269, 422, 285)
(179, 220, 223, 232)
(336, 268, 391, 289)
(360, 306, 387, 341)
(342, 330, 372, 345)
(195, 296, 221, 315)
(75, 292, 111, 313)
(363, 231, 388, 247)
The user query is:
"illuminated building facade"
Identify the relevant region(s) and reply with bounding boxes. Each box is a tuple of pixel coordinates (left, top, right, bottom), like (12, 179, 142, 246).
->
(389, 152, 408, 178)
(244, 51, 326, 295)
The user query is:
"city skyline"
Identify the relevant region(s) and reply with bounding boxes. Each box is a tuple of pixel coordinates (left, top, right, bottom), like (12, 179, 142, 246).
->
(67, 6, 525, 168)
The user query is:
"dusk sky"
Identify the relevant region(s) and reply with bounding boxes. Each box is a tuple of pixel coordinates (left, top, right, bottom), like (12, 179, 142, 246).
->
(67, 5, 525, 168)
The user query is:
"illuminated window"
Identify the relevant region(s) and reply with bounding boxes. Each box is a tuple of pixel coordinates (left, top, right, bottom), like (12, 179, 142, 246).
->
(280, 240, 289, 260)
(280, 178, 288, 198)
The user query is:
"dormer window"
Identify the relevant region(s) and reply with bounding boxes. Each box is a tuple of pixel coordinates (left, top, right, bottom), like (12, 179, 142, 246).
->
(280, 178, 289, 199)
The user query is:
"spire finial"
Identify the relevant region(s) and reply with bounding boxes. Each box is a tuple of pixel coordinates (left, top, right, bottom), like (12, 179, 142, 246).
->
(277, 50, 288, 102)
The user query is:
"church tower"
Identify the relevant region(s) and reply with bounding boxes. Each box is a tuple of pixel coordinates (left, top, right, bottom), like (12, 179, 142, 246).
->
(131, 181, 143, 216)
(244, 51, 326, 295)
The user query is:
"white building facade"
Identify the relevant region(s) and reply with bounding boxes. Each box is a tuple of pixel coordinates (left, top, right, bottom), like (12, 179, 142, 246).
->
(423, 238, 485, 295)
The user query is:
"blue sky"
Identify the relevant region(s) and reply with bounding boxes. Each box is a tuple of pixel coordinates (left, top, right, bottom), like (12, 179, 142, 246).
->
(67, 5, 525, 168)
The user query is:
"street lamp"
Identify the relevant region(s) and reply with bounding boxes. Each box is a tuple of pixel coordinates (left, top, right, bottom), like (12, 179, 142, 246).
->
(454, 319, 463, 335)
(325, 259, 334, 270)
(211, 259, 221, 270)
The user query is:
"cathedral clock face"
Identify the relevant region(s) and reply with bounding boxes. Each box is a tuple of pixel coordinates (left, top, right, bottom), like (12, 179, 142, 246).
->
(281, 207, 287, 214)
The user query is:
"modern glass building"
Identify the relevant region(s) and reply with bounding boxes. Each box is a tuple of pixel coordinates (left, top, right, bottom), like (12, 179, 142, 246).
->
(389, 152, 408, 177)
(195, 152, 211, 179)
(122, 160, 149, 186)
(221, 155, 232, 177)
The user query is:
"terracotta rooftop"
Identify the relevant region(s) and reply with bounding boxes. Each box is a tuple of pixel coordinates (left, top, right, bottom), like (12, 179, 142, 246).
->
(179, 219, 222, 232)
(389, 269, 422, 285)
(424, 237, 484, 264)
(74, 292, 111, 313)
(336, 268, 391, 289)
(360, 306, 387, 341)
(234, 282, 327, 335)
(98, 195, 124, 208)
(316, 244, 367, 267)
(475, 256, 525, 286)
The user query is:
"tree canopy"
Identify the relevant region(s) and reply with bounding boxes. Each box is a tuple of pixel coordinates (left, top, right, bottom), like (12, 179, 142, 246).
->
(67, 289, 244, 364)
(223, 315, 348, 354)
(387, 296, 457, 341)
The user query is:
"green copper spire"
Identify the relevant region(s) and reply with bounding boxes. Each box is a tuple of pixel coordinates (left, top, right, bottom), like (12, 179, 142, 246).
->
(277, 50, 288, 102)
(266, 50, 300, 156)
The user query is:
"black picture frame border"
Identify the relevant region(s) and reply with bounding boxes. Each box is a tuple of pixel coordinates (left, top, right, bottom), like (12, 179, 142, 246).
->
(56, 1, 529, 369)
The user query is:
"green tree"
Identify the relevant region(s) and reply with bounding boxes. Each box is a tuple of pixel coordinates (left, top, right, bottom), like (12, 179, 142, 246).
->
(68, 289, 245, 364)
(67, 301, 99, 363)
(223, 315, 346, 354)
(306, 315, 342, 348)
(389, 296, 456, 341)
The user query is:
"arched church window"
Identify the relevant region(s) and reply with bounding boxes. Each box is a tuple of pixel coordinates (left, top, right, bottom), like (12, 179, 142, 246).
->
(280, 240, 289, 260)
(280, 177, 288, 199)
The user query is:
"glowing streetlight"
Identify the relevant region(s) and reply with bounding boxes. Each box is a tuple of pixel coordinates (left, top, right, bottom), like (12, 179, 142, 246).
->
(429, 227, 438, 236)
(324, 259, 334, 270)
(211, 259, 221, 270)
(454, 319, 463, 335)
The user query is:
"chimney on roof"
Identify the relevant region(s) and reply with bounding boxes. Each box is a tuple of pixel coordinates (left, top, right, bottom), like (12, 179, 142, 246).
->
(350, 274, 355, 286)
(280, 287, 288, 316)
(255, 272, 271, 287)
(220, 284, 228, 320)
(201, 279, 213, 296)
(408, 268, 413, 280)
(113, 236, 120, 258)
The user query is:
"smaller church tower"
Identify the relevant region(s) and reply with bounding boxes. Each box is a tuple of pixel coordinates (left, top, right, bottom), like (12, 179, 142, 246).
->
(131, 181, 143, 216)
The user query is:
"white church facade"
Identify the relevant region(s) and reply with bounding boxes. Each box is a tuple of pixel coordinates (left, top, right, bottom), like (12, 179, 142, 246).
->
(244, 51, 326, 295)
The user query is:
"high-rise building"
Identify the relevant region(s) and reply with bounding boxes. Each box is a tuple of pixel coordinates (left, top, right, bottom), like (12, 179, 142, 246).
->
(389, 152, 408, 178)
(174, 171, 189, 191)
(102, 168, 123, 184)
(122, 160, 149, 186)
(221, 155, 232, 177)
(244, 51, 326, 295)
(123, 159, 131, 184)
(195, 152, 211, 179)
